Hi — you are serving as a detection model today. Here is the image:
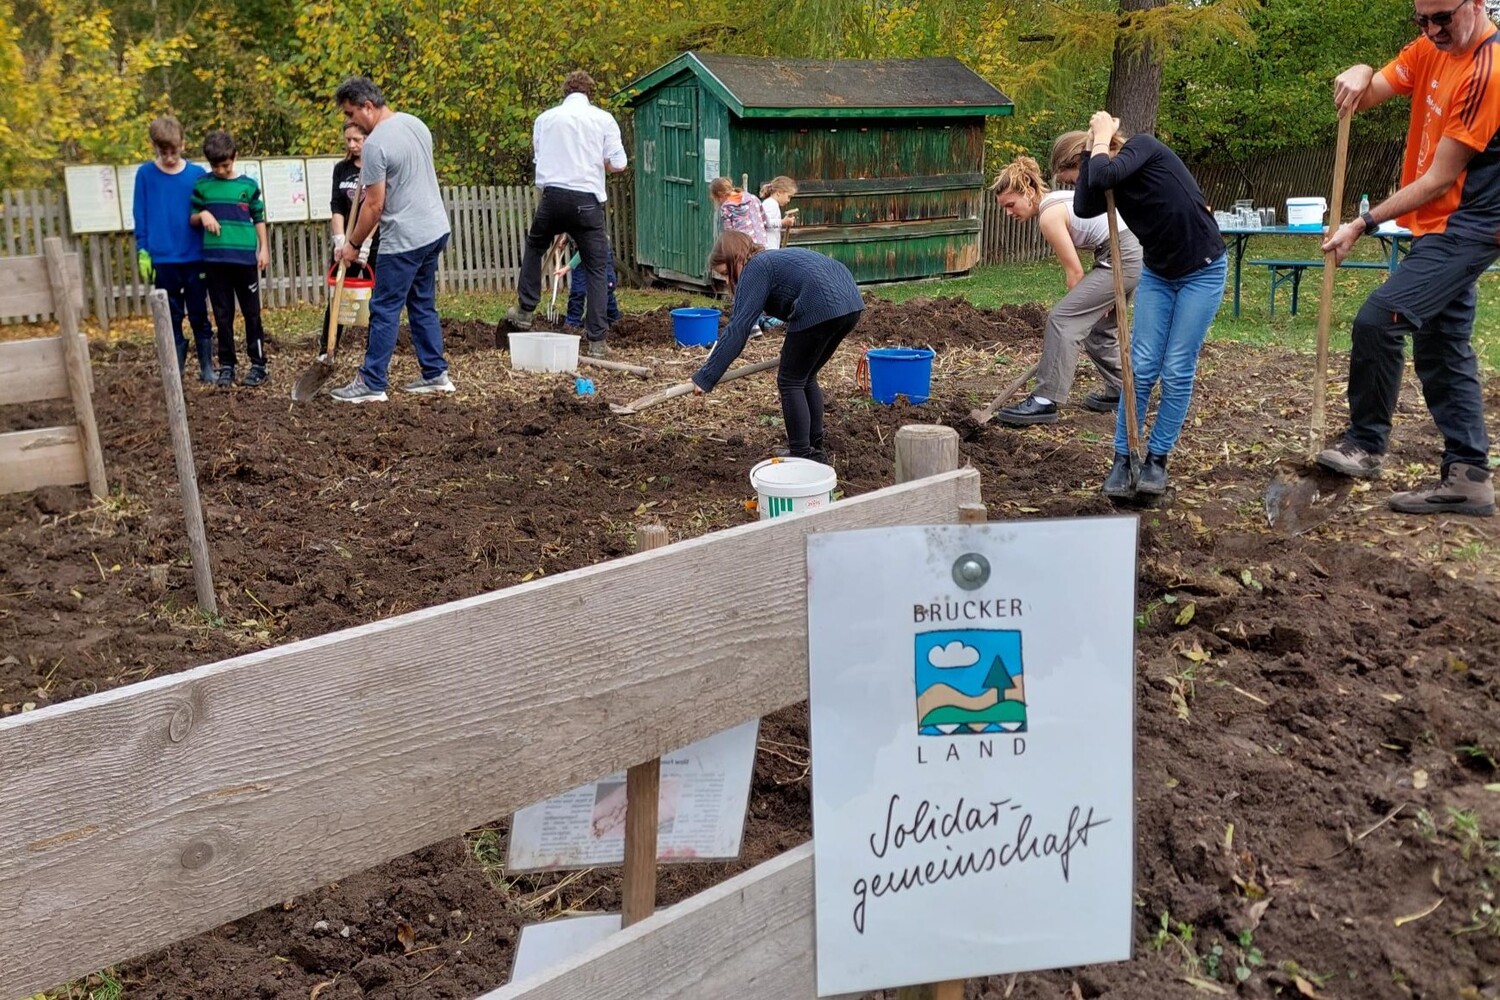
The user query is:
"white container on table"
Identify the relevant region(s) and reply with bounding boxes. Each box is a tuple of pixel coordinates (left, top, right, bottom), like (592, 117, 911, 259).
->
(1286, 197, 1328, 231)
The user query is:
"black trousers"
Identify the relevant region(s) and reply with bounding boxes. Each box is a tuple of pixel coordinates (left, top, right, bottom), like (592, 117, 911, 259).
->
(778, 311, 862, 455)
(1345, 231, 1499, 472)
(518, 187, 611, 342)
(205, 262, 266, 367)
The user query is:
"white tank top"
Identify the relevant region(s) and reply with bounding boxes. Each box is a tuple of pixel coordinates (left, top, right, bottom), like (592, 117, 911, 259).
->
(1039, 190, 1125, 251)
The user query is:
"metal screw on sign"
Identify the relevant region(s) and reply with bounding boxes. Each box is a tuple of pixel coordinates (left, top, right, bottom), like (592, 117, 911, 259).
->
(952, 552, 990, 591)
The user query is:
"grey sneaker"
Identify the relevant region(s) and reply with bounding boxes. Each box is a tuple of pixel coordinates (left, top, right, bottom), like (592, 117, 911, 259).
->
(504, 305, 535, 330)
(586, 339, 609, 359)
(329, 376, 388, 404)
(1315, 439, 1382, 478)
(1388, 463, 1495, 516)
(403, 371, 456, 394)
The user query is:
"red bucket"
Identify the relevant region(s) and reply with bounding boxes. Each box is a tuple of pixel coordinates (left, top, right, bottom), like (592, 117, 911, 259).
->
(327, 263, 375, 326)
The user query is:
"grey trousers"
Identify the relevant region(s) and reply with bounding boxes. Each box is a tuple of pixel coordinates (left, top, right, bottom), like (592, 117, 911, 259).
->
(1035, 240, 1143, 403)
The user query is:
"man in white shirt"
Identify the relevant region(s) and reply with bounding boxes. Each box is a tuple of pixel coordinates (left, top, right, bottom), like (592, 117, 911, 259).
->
(504, 70, 628, 358)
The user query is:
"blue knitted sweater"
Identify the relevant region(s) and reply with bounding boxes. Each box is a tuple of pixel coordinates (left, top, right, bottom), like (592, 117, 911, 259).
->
(692, 249, 863, 391)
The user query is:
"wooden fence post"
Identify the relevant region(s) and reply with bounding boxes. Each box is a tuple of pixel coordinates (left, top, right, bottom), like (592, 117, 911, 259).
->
(43, 237, 107, 498)
(621, 522, 670, 928)
(147, 289, 217, 615)
(894, 423, 968, 1000)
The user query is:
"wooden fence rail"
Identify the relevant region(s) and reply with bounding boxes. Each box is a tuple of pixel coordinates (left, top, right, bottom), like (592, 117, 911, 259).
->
(0, 467, 982, 998)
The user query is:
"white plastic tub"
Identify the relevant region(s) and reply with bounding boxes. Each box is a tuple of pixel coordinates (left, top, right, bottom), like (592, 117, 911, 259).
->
(1286, 197, 1327, 231)
(508, 332, 580, 373)
(750, 457, 838, 520)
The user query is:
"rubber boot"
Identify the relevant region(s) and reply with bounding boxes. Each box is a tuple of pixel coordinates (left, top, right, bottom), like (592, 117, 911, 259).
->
(1102, 453, 1136, 500)
(196, 337, 216, 383)
(1137, 453, 1169, 496)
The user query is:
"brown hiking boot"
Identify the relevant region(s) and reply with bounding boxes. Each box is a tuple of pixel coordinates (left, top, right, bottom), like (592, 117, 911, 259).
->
(1388, 462, 1495, 517)
(1315, 439, 1382, 479)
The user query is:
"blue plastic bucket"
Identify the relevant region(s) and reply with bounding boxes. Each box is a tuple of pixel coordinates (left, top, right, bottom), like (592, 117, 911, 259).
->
(672, 307, 721, 347)
(867, 347, 935, 404)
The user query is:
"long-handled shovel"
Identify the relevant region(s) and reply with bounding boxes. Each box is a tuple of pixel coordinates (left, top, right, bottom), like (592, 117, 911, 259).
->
(609, 357, 778, 415)
(292, 183, 363, 403)
(1104, 190, 1142, 498)
(1266, 112, 1354, 532)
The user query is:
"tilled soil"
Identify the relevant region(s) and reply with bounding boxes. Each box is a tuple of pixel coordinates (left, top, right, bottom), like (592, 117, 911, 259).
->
(3, 299, 1499, 1000)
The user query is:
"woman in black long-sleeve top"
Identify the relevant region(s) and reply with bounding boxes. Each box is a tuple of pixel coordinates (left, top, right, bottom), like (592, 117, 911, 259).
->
(1055, 112, 1227, 499)
(692, 231, 863, 462)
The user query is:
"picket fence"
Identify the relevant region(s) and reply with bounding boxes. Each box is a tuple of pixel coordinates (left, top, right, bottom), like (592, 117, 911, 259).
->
(0, 440, 983, 998)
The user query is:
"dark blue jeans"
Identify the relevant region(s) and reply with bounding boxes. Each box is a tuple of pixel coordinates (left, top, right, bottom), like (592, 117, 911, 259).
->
(1344, 231, 1499, 472)
(153, 261, 215, 370)
(359, 234, 449, 392)
(566, 256, 620, 328)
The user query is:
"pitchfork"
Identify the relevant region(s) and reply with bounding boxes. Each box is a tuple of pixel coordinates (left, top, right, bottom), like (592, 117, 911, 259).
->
(544, 236, 569, 324)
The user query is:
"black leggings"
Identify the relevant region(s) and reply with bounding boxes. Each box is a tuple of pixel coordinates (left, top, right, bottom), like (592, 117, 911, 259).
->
(777, 311, 861, 455)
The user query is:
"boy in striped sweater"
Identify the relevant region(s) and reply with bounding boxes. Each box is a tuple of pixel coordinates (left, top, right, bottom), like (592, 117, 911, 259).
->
(191, 130, 270, 387)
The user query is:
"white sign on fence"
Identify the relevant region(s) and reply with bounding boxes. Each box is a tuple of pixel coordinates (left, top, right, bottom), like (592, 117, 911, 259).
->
(806, 519, 1138, 996)
(305, 158, 341, 222)
(115, 164, 140, 231)
(509, 913, 622, 985)
(259, 158, 310, 223)
(506, 719, 759, 873)
(63, 165, 123, 234)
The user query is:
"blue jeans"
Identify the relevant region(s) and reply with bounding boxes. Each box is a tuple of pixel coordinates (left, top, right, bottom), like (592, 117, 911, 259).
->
(565, 256, 620, 327)
(360, 234, 449, 391)
(1115, 254, 1227, 457)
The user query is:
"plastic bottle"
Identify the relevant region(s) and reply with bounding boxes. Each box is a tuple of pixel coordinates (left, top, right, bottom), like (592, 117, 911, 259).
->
(1359, 193, 1371, 216)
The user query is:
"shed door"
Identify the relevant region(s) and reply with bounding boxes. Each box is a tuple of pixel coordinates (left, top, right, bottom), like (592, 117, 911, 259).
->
(656, 85, 701, 278)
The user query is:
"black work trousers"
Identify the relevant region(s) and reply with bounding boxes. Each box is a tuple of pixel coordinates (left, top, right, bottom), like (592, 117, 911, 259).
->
(518, 187, 612, 342)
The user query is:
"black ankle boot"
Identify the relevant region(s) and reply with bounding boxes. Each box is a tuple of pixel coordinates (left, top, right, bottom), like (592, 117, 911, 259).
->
(1137, 453, 1169, 495)
(1102, 454, 1136, 499)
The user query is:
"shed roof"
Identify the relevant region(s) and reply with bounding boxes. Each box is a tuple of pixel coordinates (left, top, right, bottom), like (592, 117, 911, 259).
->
(618, 52, 1014, 119)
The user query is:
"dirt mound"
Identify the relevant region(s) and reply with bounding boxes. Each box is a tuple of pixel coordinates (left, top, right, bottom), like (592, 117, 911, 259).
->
(3, 301, 1498, 999)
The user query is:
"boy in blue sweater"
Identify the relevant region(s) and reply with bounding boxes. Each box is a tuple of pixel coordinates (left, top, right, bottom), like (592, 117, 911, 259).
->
(133, 116, 215, 381)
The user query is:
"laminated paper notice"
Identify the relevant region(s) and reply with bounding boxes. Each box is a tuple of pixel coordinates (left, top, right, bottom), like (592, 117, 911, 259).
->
(116, 164, 140, 232)
(507, 719, 759, 872)
(305, 158, 341, 221)
(259, 158, 310, 223)
(64, 165, 123, 234)
(703, 138, 720, 182)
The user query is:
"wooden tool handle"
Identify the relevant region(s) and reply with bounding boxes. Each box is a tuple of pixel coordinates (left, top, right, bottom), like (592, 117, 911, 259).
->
(1310, 113, 1352, 458)
(1104, 191, 1140, 459)
(324, 183, 363, 356)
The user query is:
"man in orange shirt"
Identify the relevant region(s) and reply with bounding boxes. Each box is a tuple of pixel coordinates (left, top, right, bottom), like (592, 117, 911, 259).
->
(1317, 0, 1500, 517)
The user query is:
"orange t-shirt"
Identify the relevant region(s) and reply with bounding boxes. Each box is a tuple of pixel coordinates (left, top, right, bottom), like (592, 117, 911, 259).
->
(1382, 23, 1500, 236)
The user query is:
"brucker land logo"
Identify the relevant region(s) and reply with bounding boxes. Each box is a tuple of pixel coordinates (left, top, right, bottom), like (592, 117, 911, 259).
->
(914, 629, 1027, 736)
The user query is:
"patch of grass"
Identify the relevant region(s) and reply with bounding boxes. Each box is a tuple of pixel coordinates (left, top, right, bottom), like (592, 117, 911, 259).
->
(30, 968, 124, 1000)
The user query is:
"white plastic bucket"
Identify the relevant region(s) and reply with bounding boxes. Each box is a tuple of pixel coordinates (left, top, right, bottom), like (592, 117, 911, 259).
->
(750, 457, 837, 520)
(338, 284, 372, 326)
(1286, 197, 1327, 231)
(508, 332, 580, 372)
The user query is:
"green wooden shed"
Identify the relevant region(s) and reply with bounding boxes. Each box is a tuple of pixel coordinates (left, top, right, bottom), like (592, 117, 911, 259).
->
(616, 52, 1014, 287)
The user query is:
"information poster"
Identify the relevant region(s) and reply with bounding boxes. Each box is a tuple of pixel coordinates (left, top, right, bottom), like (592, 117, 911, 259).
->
(63, 165, 123, 233)
(703, 138, 721, 182)
(238, 159, 263, 186)
(305, 157, 341, 221)
(507, 719, 759, 872)
(509, 913, 620, 985)
(259, 157, 310, 222)
(806, 520, 1137, 996)
(115, 164, 140, 231)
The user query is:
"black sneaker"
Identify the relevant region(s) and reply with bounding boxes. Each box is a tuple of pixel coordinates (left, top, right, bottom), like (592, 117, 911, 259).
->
(1102, 453, 1136, 500)
(1137, 453, 1169, 496)
(1082, 388, 1121, 413)
(1315, 439, 1382, 478)
(241, 364, 269, 387)
(997, 394, 1060, 426)
(214, 365, 235, 388)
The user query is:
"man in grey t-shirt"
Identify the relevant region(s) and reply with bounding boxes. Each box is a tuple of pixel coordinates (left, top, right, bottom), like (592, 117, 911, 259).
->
(330, 76, 454, 403)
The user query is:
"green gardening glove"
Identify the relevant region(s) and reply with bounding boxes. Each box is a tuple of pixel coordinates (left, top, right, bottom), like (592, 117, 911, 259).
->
(137, 249, 154, 282)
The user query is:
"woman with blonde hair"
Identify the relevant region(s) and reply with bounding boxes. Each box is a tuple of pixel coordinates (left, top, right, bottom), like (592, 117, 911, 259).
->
(1061, 114, 1226, 500)
(990, 153, 1141, 425)
(691, 231, 863, 462)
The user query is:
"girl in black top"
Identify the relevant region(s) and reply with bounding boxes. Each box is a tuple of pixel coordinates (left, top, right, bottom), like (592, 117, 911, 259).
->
(1055, 114, 1227, 500)
(322, 121, 379, 354)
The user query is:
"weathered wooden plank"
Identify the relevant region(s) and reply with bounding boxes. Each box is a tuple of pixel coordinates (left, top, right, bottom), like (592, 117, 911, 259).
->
(483, 844, 863, 1000)
(0, 469, 980, 996)
(0, 253, 85, 320)
(483, 186, 502, 291)
(45, 239, 106, 497)
(0, 336, 91, 404)
(0, 425, 86, 494)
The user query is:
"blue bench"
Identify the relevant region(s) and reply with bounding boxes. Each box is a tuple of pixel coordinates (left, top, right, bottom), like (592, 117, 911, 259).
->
(1245, 259, 1389, 317)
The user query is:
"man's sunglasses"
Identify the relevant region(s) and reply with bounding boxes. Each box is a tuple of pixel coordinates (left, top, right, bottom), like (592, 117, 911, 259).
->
(1412, 0, 1468, 29)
